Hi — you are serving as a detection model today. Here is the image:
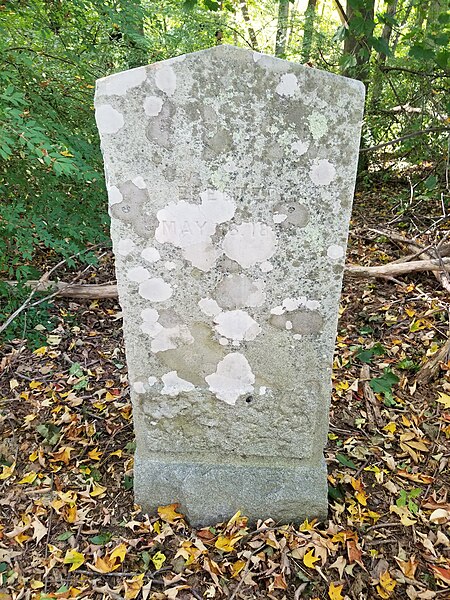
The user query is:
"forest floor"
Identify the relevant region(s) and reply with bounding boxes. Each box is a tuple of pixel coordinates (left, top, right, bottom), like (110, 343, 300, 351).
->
(0, 177, 450, 600)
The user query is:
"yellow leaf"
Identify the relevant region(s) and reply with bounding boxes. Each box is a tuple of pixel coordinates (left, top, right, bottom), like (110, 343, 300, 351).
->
(90, 483, 107, 497)
(390, 504, 416, 526)
(18, 472, 38, 484)
(158, 503, 184, 524)
(0, 462, 15, 480)
(151, 551, 166, 570)
(110, 449, 122, 457)
(89, 556, 114, 574)
(231, 559, 246, 578)
(64, 504, 78, 524)
(29, 380, 42, 389)
(303, 549, 320, 569)
(88, 448, 102, 461)
(63, 549, 85, 572)
(30, 580, 44, 589)
(376, 570, 397, 598)
(437, 392, 450, 410)
(215, 535, 237, 552)
(328, 582, 344, 600)
(355, 490, 368, 506)
(33, 346, 47, 356)
(383, 422, 396, 434)
(124, 573, 145, 600)
(110, 543, 127, 564)
(60, 150, 74, 157)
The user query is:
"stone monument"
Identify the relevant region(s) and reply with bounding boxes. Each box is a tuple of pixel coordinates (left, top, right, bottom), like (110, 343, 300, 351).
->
(94, 45, 365, 525)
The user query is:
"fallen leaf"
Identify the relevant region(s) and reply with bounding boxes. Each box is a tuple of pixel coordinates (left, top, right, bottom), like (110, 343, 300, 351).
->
(377, 570, 397, 598)
(32, 518, 48, 543)
(151, 551, 166, 570)
(0, 462, 15, 480)
(430, 564, 450, 585)
(328, 581, 344, 600)
(63, 549, 85, 572)
(303, 549, 320, 569)
(437, 392, 450, 409)
(157, 503, 184, 524)
(124, 573, 145, 600)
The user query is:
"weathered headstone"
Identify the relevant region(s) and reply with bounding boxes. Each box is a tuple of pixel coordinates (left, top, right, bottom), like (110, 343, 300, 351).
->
(94, 45, 364, 525)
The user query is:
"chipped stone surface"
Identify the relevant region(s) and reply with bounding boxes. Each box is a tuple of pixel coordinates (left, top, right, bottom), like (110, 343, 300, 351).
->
(95, 45, 364, 525)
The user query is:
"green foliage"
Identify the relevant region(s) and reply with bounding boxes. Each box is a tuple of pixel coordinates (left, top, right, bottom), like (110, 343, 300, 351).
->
(355, 343, 385, 363)
(396, 488, 421, 515)
(370, 369, 400, 406)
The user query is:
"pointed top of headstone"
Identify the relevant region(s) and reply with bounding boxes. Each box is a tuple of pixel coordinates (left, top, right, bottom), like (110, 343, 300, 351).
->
(96, 44, 365, 100)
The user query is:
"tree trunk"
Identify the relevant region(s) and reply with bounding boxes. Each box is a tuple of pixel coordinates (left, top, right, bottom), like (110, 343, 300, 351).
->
(343, 0, 375, 173)
(343, 0, 375, 86)
(301, 0, 318, 63)
(239, 0, 259, 50)
(275, 0, 290, 58)
(370, 0, 399, 109)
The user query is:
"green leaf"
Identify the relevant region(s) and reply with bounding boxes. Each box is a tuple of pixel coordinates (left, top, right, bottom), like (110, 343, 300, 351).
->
(356, 343, 385, 364)
(371, 36, 391, 56)
(424, 175, 437, 190)
(336, 454, 358, 470)
(56, 531, 74, 541)
(69, 362, 84, 377)
(369, 369, 399, 404)
(409, 45, 435, 61)
(123, 475, 133, 490)
(204, 0, 220, 9)
(90, 532, 113, 545)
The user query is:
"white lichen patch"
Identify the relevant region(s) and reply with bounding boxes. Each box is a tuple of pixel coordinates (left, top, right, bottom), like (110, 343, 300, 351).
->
(183, 241, 221, 272)
(214, 274, 266, 309)
(97, 66, 147, 96)
(205, 352, 255, 405)
(260, 261, 273, 273)
(275, 73, 298, 97)
(141, 247, 161, 263)
(117, 238, 136, 257)
(127, 266, 150, 283)
(307, 112, 328, 140)
(95, 105, 124, 134)
(259, 386, 267, 396)
(147, 376, 157, 386)
(161, 371, 195, 396)
(271, 296, 321, 315)
(213, 310, 261, 342)
(327, 244, 344, 260)
(144, 96, 164, 116)
(141, 307, 194, 353)
(107, 186, 123, 206)
(155, 65, 177, 96)
(132, 176, 146, 189)
(139, 277, 172, 302)
(198, 298, 222, 317)
(309, 159, 336, 186)
(273, 213, 287, 224)
(155, 190, 235, 271)
(133, 381, 146, 394)
(165, 261, 176, 270)
(291, 139, 309, 156)
(222, 222, 277, 269)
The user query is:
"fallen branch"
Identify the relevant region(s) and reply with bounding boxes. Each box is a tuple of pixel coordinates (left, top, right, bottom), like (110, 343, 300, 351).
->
(3, 257, 450, 304)
(346, 258, 450, 277)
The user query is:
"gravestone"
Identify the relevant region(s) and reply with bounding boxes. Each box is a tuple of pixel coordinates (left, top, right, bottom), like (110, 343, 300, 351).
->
(94, 45, 364, 525)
